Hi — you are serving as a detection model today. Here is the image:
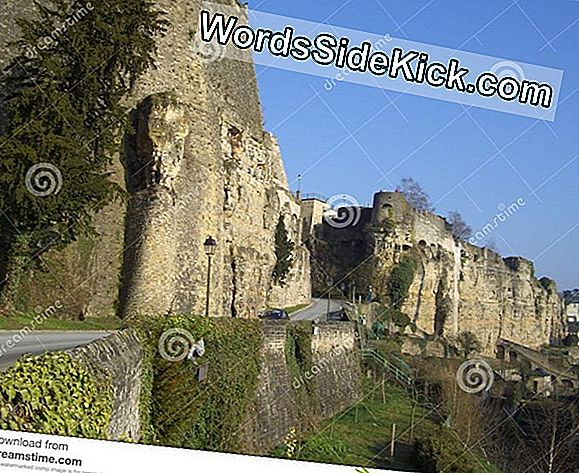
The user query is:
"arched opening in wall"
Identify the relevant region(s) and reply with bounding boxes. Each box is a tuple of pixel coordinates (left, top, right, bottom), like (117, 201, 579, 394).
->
(381, 202, 393, 218)
(497, 345, 506, 360)
(418, 239, 427, 247)
(402, 244, 412, 251)
(509, 351, 518, 363)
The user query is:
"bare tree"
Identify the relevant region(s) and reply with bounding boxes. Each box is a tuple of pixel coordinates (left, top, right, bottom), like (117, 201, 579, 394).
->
(517, 400, 579, 473)
(448, 211, 473, 241)
(399, 177, 434, 212)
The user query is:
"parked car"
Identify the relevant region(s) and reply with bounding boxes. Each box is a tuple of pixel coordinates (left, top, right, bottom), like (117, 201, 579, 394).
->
(327, 307, 349, 322)
(258, 308, 289, 320)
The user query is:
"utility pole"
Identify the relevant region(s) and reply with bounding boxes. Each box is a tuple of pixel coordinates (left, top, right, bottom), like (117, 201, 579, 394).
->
(326, 276, 333, 320)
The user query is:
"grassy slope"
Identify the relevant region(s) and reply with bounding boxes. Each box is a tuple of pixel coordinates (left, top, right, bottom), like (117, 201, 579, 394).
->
(292, 381, 435, 471)
(0, 313, 121, 331)
(272, 380, 501, 473)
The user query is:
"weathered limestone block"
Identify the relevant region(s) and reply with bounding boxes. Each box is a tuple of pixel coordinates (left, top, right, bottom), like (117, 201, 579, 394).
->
(68, 329, 143, 442)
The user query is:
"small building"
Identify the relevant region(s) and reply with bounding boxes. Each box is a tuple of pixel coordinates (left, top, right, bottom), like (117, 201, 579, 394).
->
(300, 195, 330, 242)
(566, 302, 579, 323)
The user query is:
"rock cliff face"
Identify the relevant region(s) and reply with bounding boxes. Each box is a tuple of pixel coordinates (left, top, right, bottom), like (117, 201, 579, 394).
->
(0, 0, 310, 318)
(308, 191, 564, 355)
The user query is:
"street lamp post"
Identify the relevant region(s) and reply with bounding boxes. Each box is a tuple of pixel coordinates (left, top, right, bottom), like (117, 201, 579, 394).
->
(204, 236, 217, 317)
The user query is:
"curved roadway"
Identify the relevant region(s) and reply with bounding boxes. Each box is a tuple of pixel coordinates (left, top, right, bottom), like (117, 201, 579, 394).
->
(0, 331, 111, 370)
(291, 298, 344, 322)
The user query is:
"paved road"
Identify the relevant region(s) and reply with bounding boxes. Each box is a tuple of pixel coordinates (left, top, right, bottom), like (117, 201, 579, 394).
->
(291, 298, 344, 322)
(0, 331, 111, 370)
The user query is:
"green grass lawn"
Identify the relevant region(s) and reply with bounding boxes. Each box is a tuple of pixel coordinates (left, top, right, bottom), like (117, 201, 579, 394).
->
(0, 313, 121, 331)
(289, 381, 436, 471)
(271, 380, 501, 473)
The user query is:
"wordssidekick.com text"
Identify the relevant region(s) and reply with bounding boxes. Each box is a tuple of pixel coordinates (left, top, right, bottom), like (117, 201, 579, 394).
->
(200, 10, 555, 110)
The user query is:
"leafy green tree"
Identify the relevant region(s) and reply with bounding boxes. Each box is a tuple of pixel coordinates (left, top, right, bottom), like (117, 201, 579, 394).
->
(0, 0, 167, 304)
(273, 215, 295, 285)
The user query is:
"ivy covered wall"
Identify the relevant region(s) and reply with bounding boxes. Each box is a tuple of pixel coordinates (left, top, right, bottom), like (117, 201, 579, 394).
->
(0, 320, 361, 454)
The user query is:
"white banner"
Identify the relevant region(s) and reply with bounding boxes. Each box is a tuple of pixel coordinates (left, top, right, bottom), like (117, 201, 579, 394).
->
(0, 430, 404, 473)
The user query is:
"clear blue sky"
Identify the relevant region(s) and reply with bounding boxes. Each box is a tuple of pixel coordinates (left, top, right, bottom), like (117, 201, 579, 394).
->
(250, 0, 579, 290)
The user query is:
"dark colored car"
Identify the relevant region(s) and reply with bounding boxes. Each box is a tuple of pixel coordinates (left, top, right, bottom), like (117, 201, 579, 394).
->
(328, 308, 349, 322)
(259, 308, 289, 320)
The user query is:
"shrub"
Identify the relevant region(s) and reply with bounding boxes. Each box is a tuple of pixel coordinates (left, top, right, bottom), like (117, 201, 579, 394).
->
(381, 218, 396, 234)
(415, 431, 478, 473)
(273, 215, 295, 285)
(388, 254, 418, 308)
(135, 315, 263, 451)
(286, 322, 320, 428)
(456, 331, 482, 357)
(0, 352, 111, 438)
(298, 434, 350, 460)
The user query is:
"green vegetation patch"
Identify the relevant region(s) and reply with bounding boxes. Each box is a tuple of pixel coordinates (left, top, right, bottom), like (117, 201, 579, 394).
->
(415, 432, 500, 473)
(135, 315, 263, 451)
(285, 321, 321, 430)
(273, 215, 295, 285)
(272, 380, 499, 473)
(0, 313, 121, 331)
(388, 254, 419, 308)
(0, 352, 112, 438)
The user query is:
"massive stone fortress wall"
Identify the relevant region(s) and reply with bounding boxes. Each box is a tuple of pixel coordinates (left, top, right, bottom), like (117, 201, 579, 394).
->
(5, 322, 361, 452)
(309, 191, 564, 355)
(243, 321, 362, 453)
(0, 0, 310, 318)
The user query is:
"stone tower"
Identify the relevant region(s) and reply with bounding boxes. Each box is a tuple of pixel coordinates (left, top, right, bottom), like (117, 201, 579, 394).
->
(0, 0, 311, 318)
